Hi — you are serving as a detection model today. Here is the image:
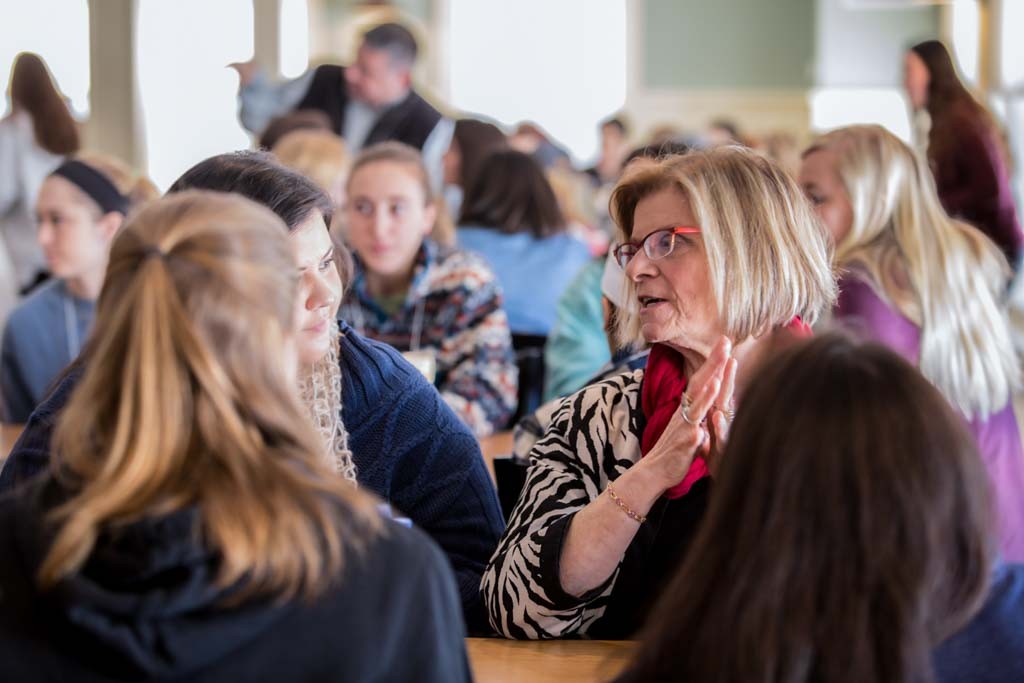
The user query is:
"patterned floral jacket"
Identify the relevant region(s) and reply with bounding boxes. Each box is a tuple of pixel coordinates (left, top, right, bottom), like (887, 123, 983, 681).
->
(340, 240, 518, 437)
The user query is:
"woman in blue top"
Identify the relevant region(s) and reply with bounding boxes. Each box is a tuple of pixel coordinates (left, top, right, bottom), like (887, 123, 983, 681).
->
(457, 149, 592, 336)
(1, 155, 156, 422)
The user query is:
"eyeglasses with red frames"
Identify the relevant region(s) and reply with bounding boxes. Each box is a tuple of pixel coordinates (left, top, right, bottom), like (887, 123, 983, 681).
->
(613, 226, 701, 268)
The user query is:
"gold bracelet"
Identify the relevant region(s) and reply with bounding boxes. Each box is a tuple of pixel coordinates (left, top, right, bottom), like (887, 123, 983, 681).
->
(606, 482, 647, 524)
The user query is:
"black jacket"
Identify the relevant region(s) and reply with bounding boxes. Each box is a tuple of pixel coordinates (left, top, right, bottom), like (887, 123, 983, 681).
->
(296, 65, 442, 150)
(0, 478, 472, 682)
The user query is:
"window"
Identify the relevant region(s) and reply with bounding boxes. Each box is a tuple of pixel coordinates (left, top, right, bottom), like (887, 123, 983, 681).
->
(949, 0, 979, 86)
(280, 0, 310, 79)
(809, 88, 912, 141)
(1001, 0, 1024, 89)
(0, 0, 90, 116)
(137, 0, 254, 189)
(444, 0, 627, 162)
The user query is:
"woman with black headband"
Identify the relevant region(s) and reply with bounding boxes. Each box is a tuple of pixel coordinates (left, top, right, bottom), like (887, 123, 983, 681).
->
(1, 155, 156, 422)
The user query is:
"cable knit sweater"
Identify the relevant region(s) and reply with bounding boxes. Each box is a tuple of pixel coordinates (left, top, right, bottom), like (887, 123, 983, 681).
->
(0, 320, 505, 634)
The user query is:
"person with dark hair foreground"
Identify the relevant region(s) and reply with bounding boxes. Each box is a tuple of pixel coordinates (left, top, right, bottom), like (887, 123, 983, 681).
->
(905, 40, 1022, 270)
(234, 22, 451, 184)
(0, 151, 504, 635)
(0, 192, 470, 681)
(617, 334, 1024, 683)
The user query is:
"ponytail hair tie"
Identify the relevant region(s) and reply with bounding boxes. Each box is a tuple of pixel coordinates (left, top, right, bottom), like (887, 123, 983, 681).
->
(141, 245, 166, 261)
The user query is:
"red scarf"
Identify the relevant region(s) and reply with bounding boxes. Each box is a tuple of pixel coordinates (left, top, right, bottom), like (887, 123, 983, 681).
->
(640, 318, 812, 499)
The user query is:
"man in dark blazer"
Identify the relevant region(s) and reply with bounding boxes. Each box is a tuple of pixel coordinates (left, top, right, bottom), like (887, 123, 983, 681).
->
(234, 22, 451, 182)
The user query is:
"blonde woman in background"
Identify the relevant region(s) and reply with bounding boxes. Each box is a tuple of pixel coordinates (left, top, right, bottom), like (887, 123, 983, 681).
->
(1, 154, 156, 422)
(800, 124, 1024, 561)
(0, 191, 470, 681)
(272, 128, 350, 206)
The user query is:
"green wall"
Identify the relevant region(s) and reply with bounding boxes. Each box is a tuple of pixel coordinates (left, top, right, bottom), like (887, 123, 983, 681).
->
(643, 0, 816, 89)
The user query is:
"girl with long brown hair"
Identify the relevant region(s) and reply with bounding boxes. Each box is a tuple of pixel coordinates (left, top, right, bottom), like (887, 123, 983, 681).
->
(1, 52, 81, 291)
(617, 334, 1024, 683)
(0, 192, 470, 681)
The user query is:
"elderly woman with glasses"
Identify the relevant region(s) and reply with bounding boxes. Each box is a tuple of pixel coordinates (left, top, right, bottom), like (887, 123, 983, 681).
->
(481, 146, 836, 640)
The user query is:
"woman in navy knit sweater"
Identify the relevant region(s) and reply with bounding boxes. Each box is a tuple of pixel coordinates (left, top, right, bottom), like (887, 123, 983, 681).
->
(0, 152, 504, 634)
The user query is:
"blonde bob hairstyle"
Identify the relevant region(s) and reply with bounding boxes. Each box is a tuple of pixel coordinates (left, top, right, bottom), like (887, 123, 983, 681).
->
(610, 146, 837, 348)
(40, 191, 379, 602)
(806, 124, 1019, 418)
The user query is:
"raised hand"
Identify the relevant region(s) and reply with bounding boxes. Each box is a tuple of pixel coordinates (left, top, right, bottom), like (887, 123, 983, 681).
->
(643, 337, 732, 491)
(228, 59, 259, 88)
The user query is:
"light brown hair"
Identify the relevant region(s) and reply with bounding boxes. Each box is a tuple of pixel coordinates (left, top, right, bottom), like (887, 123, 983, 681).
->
(272, 129, 349, 200)
(623, 333, 994, 683)
(39, 191, 379, 601)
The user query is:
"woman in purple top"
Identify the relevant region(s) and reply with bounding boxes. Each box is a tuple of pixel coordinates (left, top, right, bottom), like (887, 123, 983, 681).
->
(801, 124, 1024, 561)
(905, 40, 1022, 270)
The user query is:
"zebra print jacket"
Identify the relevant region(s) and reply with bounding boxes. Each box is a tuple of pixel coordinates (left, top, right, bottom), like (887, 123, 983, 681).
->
(481, 368, 648, 639)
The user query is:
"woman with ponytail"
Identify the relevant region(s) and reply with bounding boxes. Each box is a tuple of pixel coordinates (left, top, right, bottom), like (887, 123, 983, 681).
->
(800, 124, 1024, 560)
(0, 192, 470, 681)
(1, 151, 504, 635)
(1, 154, 156, 422)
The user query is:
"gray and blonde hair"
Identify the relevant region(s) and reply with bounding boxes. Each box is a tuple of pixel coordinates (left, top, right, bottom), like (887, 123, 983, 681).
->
(806, 124, 1019, 418)
(609, 146, 837, 348)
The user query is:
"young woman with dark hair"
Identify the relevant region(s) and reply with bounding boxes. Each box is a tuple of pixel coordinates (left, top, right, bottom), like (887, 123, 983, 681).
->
(0, 192, 470, 681)
(617, 333, 1024, 683)
(457, 149, 592, 335)
(905, 40, 1022, 270)
(1, 150, 504, 635)
(0, 53, 81, 295)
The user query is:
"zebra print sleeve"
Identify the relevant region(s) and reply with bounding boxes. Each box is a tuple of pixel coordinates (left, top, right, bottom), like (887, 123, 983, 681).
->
(481, 370, 646, 639)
